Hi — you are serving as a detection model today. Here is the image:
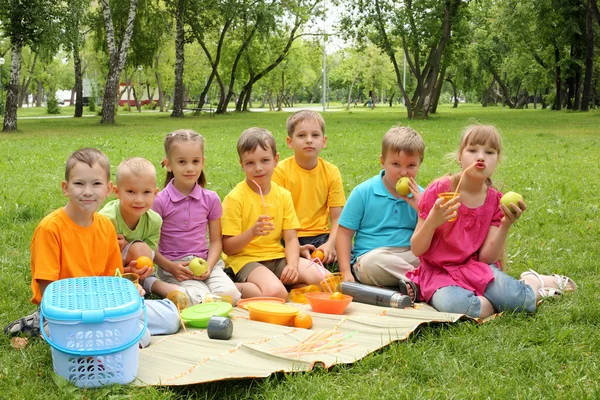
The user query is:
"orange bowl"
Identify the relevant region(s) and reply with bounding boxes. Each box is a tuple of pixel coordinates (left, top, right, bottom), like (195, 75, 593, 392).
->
(305, 292, 352, 315)
(246, 302, 299, 326)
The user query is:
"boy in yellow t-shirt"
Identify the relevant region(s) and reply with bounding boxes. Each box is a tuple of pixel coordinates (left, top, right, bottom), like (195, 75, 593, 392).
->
(221, 128, 328, 300)
(273, 110, 346, 264)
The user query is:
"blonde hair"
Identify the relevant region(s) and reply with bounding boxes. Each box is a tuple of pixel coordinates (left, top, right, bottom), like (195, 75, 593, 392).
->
(381, 126, 425, 162)
(162, 129, 206, 188)
(237, 127, 277, 158)
(286, 110, 325, 138)
(449, 124, 502, 191)
(65, 148, 110, 182)
(116, 157, 156, 185)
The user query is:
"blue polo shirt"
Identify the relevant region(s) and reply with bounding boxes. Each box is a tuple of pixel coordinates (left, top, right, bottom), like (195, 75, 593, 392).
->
(339, 170, 422, 264)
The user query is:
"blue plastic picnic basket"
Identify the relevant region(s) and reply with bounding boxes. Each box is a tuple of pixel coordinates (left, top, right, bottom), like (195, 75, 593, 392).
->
(40, 276, 147, 388)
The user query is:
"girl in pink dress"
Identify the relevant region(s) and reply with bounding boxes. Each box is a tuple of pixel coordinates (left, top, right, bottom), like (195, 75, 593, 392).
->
(407, 125, 576, 318)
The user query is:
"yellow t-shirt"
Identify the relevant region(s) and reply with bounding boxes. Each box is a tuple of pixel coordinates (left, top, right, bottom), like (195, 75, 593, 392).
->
(221, 181, 300, 274)
(272, 156, 346, 237)
(30, 208, 123, 304)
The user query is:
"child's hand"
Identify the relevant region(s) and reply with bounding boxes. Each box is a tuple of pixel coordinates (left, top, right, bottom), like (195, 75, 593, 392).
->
(252, 215, 274, 236)
(116, 234, 128, 251)
(319, 241, 337, 264)
(500, 199, 527, 225)
(400, 178, 421, 211)
(280, 265, 299, 285)
(300, 244, 316, 260)
(125, 261, 154, 280)
(171, 261, 196, 282)
(195, 266, 213, 282)
(428, 196, 461, 227)
(135, 283, 146, 297)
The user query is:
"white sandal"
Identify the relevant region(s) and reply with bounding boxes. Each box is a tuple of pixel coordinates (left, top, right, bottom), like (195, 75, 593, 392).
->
(519, 269, 577, 299)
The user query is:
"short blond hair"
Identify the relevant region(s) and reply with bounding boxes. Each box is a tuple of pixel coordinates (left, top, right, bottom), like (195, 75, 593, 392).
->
(286, 110, 325, 138)
(65, 148, 111, 182)
(237, 127, 277, 158)
(381, 126, 425, 162)
(116, 157, 156, 185)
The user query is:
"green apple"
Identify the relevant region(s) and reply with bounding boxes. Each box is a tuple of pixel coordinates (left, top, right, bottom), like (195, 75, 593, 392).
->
(395, 177, 411, 196)
(500, 191, 524, 213)
(189, 257, 208, 276)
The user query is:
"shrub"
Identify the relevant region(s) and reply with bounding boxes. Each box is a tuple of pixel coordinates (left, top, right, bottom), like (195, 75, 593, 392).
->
(46, 96, 61, 114)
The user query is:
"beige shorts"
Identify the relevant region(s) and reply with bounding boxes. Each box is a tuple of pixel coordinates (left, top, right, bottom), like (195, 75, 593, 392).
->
(235, 258, 287, 283)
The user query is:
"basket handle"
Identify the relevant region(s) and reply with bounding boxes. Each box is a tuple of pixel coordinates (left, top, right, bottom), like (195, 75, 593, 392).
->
(40, 303, 148, 357)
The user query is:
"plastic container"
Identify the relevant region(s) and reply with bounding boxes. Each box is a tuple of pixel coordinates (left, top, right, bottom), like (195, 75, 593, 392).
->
(40, 277, 147, 388)
(320, 272, 345, 293)
(289, 285, 322, 304)
(437, 192, 459, 222)
(305, 292, 353, 314)
(236, 297, 285, 310)
(180, 302, 232, 328)
(246, 302, 299, 326)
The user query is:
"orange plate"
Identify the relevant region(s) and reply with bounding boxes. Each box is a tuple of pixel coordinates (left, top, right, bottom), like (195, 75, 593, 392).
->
(237, 297, 286, 310)
(246, 302, 299, 326)
(305, 292, 353, 315)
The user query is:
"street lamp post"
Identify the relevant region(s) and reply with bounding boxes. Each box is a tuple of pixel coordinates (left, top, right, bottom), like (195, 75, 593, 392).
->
(0, 57, 5, 117)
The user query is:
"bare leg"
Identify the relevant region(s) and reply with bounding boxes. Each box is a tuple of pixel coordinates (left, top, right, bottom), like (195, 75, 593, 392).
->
(151, 280, 185, 299)
(521, 273, 576, 302)
(478, 296, 495, 318)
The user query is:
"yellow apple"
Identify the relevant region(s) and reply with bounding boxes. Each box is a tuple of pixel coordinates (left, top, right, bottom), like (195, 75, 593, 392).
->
(395, 177, 411, 196)
(500, 191, 524, 213)
(189, 257, 208, 276)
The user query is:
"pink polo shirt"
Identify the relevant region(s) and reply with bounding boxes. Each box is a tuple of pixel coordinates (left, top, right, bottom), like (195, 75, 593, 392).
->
(152, 180, 222, 260)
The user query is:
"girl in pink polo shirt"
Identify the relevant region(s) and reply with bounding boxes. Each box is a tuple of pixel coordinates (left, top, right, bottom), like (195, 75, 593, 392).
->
(407, 125, 576, 318)
(152, 130, 241, 305)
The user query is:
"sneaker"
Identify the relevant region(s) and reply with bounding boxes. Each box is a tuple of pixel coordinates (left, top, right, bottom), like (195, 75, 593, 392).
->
(4, 310, 41, 338)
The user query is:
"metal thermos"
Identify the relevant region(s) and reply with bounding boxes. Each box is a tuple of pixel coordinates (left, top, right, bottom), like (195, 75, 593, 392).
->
(339, 282, 413, 309)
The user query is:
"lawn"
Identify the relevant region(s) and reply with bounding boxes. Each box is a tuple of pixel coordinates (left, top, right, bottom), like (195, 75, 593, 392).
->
(1, 104, 599, 399)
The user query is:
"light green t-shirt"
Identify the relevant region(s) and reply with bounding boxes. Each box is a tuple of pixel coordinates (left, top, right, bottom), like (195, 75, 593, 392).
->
(99, 199, 163, 251)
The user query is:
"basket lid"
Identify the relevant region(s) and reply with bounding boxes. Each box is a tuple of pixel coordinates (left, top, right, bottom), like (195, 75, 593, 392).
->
(41, 277, 142, 323)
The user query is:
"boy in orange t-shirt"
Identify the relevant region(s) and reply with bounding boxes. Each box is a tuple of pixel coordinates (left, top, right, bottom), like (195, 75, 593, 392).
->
(4, 149, 179, 345)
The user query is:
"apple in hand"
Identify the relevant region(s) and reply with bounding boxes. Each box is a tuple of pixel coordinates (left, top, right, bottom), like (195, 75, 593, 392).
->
(500, 191, 524, 213)
(189, 257, 208, 276)
(395, 177, 411, 196)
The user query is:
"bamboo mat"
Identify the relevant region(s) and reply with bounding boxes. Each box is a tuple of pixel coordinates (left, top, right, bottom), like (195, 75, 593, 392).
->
(134, 302, 463, 386)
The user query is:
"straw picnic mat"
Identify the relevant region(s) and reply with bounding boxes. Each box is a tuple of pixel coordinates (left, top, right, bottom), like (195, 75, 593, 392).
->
(134, 301, 463, 386)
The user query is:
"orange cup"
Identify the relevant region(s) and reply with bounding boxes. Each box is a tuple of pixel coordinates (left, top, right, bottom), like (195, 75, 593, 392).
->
(438, 192, 459, 222)
(121, 272, 140, 286)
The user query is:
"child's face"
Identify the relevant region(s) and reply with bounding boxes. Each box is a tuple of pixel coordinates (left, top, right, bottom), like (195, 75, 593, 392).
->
(380, 150, 421, 192)
(62, 161, 112, 216)
(240, 145, 279, 188)
(163, 141, 205, 190)
(286, 119, 326, 160)
(114, 173, 159, 222)
(459, 142, 499, 181)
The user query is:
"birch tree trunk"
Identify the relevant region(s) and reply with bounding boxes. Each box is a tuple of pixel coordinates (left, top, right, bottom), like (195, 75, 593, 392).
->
(100, 0, 138, 124)
(171, 0, 185, 117)
(2, 42, 22, 132)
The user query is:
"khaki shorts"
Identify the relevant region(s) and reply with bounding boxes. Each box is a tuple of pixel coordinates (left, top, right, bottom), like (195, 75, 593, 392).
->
(235, 258, 287, 283)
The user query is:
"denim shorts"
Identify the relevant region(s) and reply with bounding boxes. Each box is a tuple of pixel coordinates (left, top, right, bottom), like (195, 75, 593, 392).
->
(430, 265, 536, 318)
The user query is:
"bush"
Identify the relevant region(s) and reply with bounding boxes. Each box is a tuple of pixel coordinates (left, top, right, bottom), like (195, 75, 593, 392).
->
(88, 97, 96, 112)
(46, 96, 61, 114)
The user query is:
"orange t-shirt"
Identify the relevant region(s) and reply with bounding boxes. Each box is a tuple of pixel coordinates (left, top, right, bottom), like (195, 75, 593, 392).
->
(30, 208, 123, 304)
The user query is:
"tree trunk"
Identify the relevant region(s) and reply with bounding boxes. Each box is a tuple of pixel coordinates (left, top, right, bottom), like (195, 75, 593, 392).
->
(591, 0, 600, 27)
(100, 0, 138, 124)
(222, 24, 257, 114)
(490, 70, 515, 108)
(36, 80, 43, 107)
(581, 5, 594, 111)
(73, 51, 83, 119)
(18, 51, 38, 108)
(171, 1, 185, 117)
(430, 65, 447, 113)
(277, 71, 285, 111)
(2, 41, 22, 132)
(446, 77, 458, 108)
(553, 45, 561, 110)
(346, 76, 357, 111)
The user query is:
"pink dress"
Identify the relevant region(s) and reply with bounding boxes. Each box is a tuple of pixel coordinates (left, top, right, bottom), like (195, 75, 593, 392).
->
(406, 178, 503, 302)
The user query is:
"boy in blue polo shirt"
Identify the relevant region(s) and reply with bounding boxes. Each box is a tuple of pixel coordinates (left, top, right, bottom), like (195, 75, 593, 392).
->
(336, 127, 424, 300)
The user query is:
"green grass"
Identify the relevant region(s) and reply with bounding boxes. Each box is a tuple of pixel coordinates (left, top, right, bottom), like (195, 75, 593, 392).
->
(1, 104, 599, 399)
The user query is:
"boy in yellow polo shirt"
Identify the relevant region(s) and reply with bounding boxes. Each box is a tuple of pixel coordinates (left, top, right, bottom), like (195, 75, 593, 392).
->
(273, 110, 346, 264)
(221, 128, 327, 300)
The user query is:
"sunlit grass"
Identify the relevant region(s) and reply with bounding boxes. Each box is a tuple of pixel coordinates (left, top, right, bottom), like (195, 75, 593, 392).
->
(1, 104, 599, 399)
